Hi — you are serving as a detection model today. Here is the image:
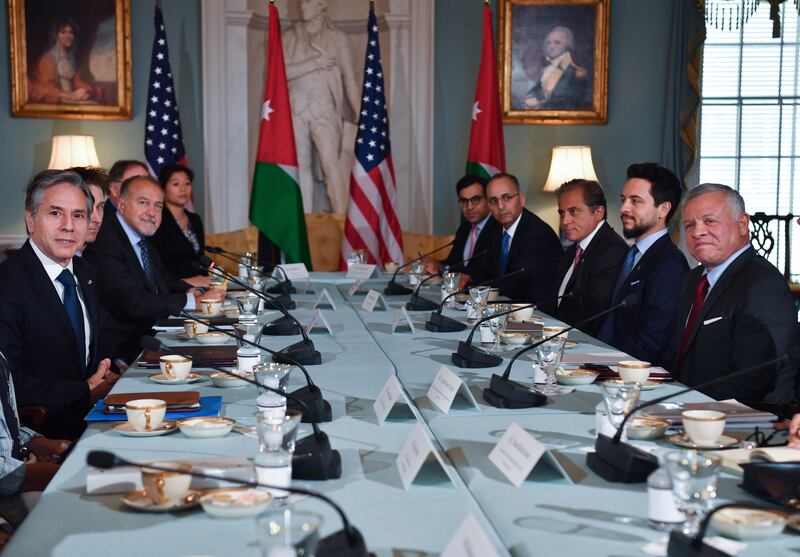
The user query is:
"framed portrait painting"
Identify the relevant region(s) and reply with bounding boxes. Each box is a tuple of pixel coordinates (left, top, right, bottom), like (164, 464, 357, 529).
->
(499, 0, 609, 125)
(8, 0, 132, 120)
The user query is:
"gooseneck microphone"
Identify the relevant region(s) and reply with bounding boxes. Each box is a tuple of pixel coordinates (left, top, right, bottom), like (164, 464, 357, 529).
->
(667, 502, 771, 556)
(483, 294, 639, 409)
(87, 451, 365, 556)
(267, 264, 296, 295)
(141, 336, 339, 480)
(199, 252, 296, 310)
(405, 250, 487, 312)
(586, 354, 786, 484)
(384, 240, 455, 296)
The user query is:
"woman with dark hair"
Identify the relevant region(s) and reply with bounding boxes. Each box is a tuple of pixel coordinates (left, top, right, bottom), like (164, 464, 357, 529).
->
(150, 164, 210, 287)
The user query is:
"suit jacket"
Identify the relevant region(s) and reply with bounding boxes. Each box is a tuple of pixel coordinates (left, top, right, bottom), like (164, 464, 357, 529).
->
(83, 213, 191, 364)
(470, 208, 563, 302)
(596, 233, 689, 369)
(0, 241, 101, 438)
(150, 208, 206, 279)
(440, 217, 499, 274)
(527, 63, 589, 110)
(547, 221, 628, 336)
(673, 248, 799, 404)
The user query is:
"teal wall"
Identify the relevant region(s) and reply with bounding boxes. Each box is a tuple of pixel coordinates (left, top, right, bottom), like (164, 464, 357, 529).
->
(433, 0, 674, 235)
(0, 0, 204, 237)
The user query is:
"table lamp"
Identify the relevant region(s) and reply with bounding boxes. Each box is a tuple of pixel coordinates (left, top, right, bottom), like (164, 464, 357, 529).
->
(48, 135, 100, 169)
(542, 145, 598, 192)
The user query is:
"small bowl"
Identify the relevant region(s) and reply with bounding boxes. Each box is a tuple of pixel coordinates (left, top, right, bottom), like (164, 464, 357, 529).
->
(499, 332, 532, 345)
(626, 417, 670, 440)
(223, 309, 240, 319)
(508, 304, 534, 322)
(711, 508, 786, 541)
(555, 368, 599, 386)
(200, 488, 273, 518)
(178, 417, 236, 438)
(195, 332, 229, 344)
(209, 371, 252, 388)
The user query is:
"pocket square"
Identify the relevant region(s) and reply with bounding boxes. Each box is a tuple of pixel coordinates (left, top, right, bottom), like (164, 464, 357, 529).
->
(703, 316, 723, 325)
(629, 280, 640, 286)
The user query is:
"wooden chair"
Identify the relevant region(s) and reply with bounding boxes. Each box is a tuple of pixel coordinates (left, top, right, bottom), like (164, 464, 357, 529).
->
(750, 212, 796, 281)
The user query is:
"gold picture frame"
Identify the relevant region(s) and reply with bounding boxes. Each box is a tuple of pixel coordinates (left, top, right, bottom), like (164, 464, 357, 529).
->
(8, 0, 132, 120)
(499, 0, 609, 125)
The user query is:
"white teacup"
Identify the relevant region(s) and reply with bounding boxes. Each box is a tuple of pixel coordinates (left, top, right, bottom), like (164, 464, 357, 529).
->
(508, 304, 533, 322)
(199, 299, 223, 315)
(542, 326, 569, 340)
(682, 410, 726, 446)
(617, 360, 651, 384)
(384, 262, 400, 274)
(183, 320, 209, 337)
(141, 462, 192, 506)
(159, 355, 192, 379)
(125, 399, 167, 432)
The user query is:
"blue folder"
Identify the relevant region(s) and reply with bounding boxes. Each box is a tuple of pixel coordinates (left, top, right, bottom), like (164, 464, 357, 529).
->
(85, 396, 223, 422)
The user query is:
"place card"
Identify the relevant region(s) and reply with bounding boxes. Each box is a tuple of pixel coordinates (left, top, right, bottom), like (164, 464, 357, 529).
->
(441, 514, 501, 557)
(347, 279, 363, 298)
(279, 263, 309, 280)
(396, 423, 452, 490)
(488, 422, 576, 486)
(361, 289, 388, 312)
(427, 365, 480, 414)
(373, 375, 415, 425)
(304, 309, 334, 336)
(347, 263, 376, 279)
(390, 306, 416, 334)
(312, 288, 337, 310)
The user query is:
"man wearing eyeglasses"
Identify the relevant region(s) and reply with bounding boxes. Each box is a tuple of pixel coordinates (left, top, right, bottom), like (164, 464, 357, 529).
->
(423, 175, 498, 276)
(469, 173, 562, 302)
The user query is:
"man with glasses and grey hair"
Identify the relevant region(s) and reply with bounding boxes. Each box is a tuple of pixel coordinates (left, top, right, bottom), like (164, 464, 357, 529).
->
(0, 170, 117, 440)
(674, 183, 798, 405)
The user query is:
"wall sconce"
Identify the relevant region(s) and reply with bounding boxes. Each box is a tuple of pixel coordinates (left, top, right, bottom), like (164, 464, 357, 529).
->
(542, 146, 598, 192)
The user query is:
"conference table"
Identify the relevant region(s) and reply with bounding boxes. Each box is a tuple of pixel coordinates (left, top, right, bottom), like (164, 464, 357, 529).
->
(4, 273, 798, 556)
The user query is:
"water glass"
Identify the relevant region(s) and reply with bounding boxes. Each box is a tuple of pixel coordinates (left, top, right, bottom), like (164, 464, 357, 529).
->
(601, 382, 641, 429)
(345, 252, 360, 272)
(534, 328, 568, 395)
(487, 304, 510, 350)
(664, 450, 721, 536)
(257, 508, 322, 557)
(237, 295, 261, 321)
(254, 362, 293, 419)
(254, 410, 302, 499)
(467, 286, 490, 319)
(409, 261, 424, 287)
(247, 265, 265, 281)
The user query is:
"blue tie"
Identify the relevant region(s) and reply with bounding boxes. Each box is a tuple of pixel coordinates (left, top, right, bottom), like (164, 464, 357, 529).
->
(56, 269, 86, 367)
(138, 239, 159, 293)
(498, 232, 511, 275)
(611, 244, 639, 300)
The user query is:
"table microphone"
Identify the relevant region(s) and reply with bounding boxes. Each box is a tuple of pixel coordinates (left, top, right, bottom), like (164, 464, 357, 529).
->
(586, 354, 786, 484)
(405, 251, 486, 312)
(483, 294, 638, 409)
(425, 268, 527, 332)
(267, 264, 297, 295)
(201, 251, 296, 309)
(193, 258, 320, 365)
(140, 335, 340, 480)
(384, 240, 455, 296)
(666, 502, 770, 556)
(86, 450, 366, 556)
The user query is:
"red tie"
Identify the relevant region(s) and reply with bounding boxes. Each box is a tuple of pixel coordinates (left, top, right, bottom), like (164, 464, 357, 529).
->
(676, 274, 709, 378)
(468, 225, 478, 258)
(573, 245, 583, 268)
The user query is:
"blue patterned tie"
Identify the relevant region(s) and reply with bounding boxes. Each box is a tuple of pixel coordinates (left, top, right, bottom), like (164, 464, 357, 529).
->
(138, 239, 159, 293)
(56, 269, 86, 367)
(498, 232, 511, 275)
(611, 244, 639, 300)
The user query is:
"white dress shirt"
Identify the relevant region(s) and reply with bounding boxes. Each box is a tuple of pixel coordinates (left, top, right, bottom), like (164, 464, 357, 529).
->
(558, 220, 605, 303)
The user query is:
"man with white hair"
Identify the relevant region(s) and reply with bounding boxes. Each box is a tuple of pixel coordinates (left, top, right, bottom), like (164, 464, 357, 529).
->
(674, 183, 798, 404)
(523, 25, 589, 110)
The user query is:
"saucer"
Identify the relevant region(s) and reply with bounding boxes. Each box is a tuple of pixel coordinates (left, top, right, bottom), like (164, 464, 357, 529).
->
(175, 332, 201, 341)
(711, 508, 785, 540)
(191, 310, 224, 318)
(179, 417, 236, 438)
(194, 332, 230, 345)
(122, 489, 202, 512)
(603, 379, 662, 391)
(148, 373, 203, 385)
(200, 488, 272, 518)
(209, 371, 252, 388)
(111, 421, 178, 437)
(667, 433, 739, 450)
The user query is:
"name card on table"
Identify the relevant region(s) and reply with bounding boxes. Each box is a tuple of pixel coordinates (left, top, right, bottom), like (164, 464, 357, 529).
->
(427, 365, 480, 414)
(396, 423, 452, 490)
(441, 513, 501, 557)
(279, 263, 309, 280)
(304, 309, 334, 336)
(361, 289, 388, 312)
(347, 279, 363, 298)
(347, 263, 376, 279)
(373, 375, 415, 425)
(488, 422, 578, 486)
(390, 306, 416, 334)
(312, 288, 337, 311)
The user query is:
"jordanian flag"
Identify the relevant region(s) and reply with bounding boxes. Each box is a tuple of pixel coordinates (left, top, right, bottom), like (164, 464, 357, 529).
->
(249, 2, 312, 268)
(465, 4, 506, 178)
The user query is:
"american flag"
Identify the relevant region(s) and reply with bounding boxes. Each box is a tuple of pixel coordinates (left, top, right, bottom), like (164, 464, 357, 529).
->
(144, 5, 187, 177)
(340, 7, 403, 269)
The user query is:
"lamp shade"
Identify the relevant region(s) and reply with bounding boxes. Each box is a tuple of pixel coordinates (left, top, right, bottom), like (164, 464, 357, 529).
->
(542, 146, 598, 192)
(48, 135, 100, 169)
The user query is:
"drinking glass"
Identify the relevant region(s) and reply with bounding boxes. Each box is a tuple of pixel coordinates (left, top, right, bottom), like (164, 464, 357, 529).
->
(442, 271, 460, 293)
(254, 362, 293, 419)
(534, 327, 568, 395)
(247, 265, 265, 281)
(356, 249, 368, 264)
(601, 382, 641, 429)
(237, 295, 261, 321)
(256, 508, 322, 557)
(664, 450, 721, 536)
(233, 322, 264, 372)
(487, 304, 510, 350)
(467, 286, 490, 320)
(254, 410, 302, 499)
(409, 261, 424, 286)
(345, 252, 360, 272)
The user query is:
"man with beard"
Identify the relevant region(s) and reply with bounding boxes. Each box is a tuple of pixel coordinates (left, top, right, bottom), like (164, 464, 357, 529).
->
(596, 163, 688, 369)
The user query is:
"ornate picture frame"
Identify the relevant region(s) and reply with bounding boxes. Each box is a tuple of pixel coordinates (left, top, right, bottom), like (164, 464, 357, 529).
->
(498, 0, 609, 125)
(8, 0, 132, 120)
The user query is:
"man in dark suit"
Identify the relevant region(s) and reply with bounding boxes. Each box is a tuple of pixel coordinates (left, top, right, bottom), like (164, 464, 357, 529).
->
(423, 174, 499, 277)
(546, 179, 628, 336)
(674, 183, 798, 403)
(596, 163, 688, 369)
(0, 170, 117, 439)
(470, 173, 563, 302)
(104, 159, 148, 218)
(83, 175, 223, 365)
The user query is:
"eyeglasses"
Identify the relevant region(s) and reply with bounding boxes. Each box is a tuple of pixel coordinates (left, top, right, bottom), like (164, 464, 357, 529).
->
(487, 193, 519, 206)
(745, 426, 787, 448)
(458, 195, 485, 207)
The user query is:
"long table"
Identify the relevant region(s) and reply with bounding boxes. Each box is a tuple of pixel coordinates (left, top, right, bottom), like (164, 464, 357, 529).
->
(4, 274, 797, 556)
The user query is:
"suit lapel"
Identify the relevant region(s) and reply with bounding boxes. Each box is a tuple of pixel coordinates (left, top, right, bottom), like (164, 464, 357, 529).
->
(110, 215, 158, 294)
(74, 259, 98, 372)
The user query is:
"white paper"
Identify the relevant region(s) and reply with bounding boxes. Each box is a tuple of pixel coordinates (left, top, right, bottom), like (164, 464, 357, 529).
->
(312, 288, 337, 311)
(346, 263, 376, 279)
(347, 279, 363, 298)
(304, 309, 334, 335)
(391, 307, 417, 335)
(427, 365, 479, 414)
(279, 263, 309, 280)
(361, 289, 387, 312)
(441, 514, 501, 557)
(488, 422, 547, 487)
(373, 375, 414, 425)
(395, 423, 451, 490)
